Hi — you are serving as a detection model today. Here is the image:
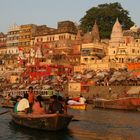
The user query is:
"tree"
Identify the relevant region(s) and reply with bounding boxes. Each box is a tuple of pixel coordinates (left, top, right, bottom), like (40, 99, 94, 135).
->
(80, 2, 134, 39)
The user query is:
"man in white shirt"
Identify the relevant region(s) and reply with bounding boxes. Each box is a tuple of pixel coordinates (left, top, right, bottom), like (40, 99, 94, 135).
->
(79, 95, 86, 104)
(17, 93, 29, 113)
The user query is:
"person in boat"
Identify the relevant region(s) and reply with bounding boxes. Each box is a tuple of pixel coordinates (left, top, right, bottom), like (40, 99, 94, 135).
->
(79, 95, 86, 104)
(16, 93, 30, 113)
(58, 96, 67, 114)
(67, 95, 86, 105)
(47, 95, 64, 114)
(13, 96, 22, 113)
(27, 86, 35, 113)
(32, 95, 45, 114)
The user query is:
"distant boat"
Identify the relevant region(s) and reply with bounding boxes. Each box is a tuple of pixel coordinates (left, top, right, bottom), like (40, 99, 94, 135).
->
(93, 97, 140, 111)
(68, 104, 86, 110)
(67, 97, 86, 110)
(11, 112, 73, 131)
(0, 98, 14, 108)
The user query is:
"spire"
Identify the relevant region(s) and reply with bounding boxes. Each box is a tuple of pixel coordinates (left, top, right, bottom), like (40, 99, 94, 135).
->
(112, 18, 122, 33)
(91, 20, 100, 43)
(130, 24, 138, 32)
(109, 18, 123, 47)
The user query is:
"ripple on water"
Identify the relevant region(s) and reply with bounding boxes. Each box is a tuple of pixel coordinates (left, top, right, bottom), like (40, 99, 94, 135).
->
(1, 107, 140, 140)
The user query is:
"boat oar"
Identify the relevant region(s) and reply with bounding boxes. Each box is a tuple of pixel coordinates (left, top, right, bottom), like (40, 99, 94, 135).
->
(0, 110, 10, 115)
(72, 118, 81, 121)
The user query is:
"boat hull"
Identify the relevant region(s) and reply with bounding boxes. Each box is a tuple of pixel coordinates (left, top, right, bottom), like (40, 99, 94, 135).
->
(68, 104, 86, 110)
(93, 97, 140, 111)
(11, 113, 73, 131)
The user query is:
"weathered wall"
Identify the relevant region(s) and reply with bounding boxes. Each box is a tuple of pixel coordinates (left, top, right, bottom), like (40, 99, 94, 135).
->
(67, 86, 140, 99)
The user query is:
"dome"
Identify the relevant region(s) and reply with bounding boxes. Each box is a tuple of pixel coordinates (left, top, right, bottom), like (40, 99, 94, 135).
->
(130, 24, 138, 32)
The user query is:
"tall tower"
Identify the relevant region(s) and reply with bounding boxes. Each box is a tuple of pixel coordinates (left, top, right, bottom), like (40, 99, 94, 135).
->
(109, 18, 123, 47)
(91, 21, 100, 43)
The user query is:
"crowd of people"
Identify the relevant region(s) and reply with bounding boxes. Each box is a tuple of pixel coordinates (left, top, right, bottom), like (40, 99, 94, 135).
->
(13, 86, 67, 115)
(13, 85, 87, 115)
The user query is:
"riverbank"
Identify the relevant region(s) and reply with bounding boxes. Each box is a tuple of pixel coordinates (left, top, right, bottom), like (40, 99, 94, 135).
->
(68, 86, 140, 100)
(1, 85, 140, 103)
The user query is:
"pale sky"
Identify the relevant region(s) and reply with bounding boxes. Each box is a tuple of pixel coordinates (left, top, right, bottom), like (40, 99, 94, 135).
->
(0, 0, 139, 33)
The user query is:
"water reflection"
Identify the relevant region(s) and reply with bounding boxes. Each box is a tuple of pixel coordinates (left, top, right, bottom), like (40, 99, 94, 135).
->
(1, 107, 140, 140)
(69, 109, 140, 140)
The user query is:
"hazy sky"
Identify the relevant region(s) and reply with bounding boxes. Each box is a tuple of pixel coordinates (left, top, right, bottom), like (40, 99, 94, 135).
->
(0, 0, 139, 33)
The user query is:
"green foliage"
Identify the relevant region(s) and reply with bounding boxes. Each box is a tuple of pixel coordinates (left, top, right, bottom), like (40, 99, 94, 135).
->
(80, 2, 134, 39)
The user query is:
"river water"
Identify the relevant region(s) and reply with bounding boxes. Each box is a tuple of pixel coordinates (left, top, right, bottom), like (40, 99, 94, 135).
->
(0, 106, 140, 140)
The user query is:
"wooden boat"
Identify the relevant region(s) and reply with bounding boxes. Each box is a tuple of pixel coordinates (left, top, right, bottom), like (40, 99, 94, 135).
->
(11, 112, 73, 131)
(68, 104, 86, 110)
(0, 99, 14, 108)
(93, 97, 140, 111)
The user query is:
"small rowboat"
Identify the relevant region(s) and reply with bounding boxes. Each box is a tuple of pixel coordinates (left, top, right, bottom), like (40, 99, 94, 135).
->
(11, 112, 73, 131)
(68, 104, 86, 110)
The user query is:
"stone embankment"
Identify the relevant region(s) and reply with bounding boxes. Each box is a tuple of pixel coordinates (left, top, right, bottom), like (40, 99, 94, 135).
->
(69, 86, 140, 100)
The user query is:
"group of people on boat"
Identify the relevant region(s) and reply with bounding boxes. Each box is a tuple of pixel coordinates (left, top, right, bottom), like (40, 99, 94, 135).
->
(14, 86, 66, 115)
(67, 95, 86, 105)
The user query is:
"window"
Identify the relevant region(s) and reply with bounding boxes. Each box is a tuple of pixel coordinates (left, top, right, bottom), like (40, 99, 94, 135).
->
(132, 49, 135, 53)
(84, 58, 88, 61)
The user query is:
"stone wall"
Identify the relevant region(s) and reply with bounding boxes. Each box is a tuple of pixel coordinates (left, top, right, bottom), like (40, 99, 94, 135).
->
(67, 86, 140, 99)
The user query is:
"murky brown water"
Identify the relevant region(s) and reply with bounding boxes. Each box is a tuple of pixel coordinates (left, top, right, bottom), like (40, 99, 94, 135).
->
(0, 106, 140, 140)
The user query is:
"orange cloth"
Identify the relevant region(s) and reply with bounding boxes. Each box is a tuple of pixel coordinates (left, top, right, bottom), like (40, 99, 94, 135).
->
(32, 102, 45, 114)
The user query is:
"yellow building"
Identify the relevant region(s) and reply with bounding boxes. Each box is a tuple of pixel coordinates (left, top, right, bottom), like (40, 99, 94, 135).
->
(80, 43, 105, 64)
(19, 24, 37, 52)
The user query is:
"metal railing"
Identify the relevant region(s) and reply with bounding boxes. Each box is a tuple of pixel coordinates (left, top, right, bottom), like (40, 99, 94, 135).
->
(3, 89, 54, 97)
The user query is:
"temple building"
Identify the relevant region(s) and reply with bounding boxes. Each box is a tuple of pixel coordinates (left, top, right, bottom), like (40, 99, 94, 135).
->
(109, 18, 124, 47)
(74, 21, 108, 72)
(108, 19, 140, 69)
(91, 21, 100, 43)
